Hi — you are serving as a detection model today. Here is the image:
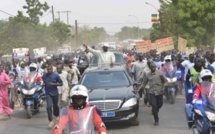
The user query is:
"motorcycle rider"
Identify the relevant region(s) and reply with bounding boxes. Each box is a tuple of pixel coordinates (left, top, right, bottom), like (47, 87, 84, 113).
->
(161, 55, 177, 72)
(24, 63, 42, 85)
(192, 69, 213, 103)
(24, 63, 44, 95)
(53, 85, 107, 134)
(186, 58, 204, 103)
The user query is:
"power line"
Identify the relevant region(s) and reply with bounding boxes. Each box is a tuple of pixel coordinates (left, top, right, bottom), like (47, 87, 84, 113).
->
(41, 10, 51, 18)
(0, 10, 14, 16)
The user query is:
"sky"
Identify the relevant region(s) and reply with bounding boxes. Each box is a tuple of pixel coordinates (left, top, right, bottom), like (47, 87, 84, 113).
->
(0, 0, 160, 35)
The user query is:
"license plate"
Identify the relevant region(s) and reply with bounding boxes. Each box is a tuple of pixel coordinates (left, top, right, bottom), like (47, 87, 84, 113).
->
(101, 112, 115, 117)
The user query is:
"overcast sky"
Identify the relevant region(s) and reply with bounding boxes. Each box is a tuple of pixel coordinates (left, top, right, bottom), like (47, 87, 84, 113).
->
(0, 0, 160, 35)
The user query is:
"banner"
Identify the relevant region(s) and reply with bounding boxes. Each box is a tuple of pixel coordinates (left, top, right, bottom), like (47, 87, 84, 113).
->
(136, 40, 152, 53)
(155, 37, 175, 52)
(33, 47, 47, 58)
(186, 47, 197, 54)
(178, 37, 187, 52)
(135, 37, 175, 53)
(12, 48, 29, 59)
(202, 46, 215, 54)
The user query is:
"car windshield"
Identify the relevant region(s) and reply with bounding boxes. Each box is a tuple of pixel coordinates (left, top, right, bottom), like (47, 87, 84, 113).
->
(81, 71, 130, 88)
(90, 53, 124, 64)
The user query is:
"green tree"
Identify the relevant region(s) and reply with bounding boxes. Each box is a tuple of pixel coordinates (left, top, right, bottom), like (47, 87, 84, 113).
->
(23, 0, 49, 24)
(150, 0, 215, 47)
(115, 26, 151, 41)
(78, 26, 108, 45)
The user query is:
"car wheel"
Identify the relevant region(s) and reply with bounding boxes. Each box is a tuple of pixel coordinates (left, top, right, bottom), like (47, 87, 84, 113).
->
(130, 117, 139, 126)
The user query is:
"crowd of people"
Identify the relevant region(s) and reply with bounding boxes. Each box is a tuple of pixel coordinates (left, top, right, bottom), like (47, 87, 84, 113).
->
(0, 43, 214, 132)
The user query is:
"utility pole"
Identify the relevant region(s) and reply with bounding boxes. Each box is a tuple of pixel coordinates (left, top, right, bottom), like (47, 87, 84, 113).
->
(56, 11, 61, 20)
(60, 11, 72, 24)
(75, 20, 79, 48)
(56, 11, 71, 24)
(51, 6, 55, 23)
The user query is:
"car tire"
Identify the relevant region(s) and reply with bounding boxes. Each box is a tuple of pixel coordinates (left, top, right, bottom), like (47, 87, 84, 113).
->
(130, 117, 139, 126)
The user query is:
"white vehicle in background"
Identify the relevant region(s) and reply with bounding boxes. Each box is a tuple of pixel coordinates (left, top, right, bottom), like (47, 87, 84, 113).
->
(1, 54, 12, 63)
(57, 49, 70, 54)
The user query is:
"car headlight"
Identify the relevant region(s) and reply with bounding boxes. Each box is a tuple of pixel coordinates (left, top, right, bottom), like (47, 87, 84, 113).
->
(206, 111, 215, 121)
(122, 98, 137, 108)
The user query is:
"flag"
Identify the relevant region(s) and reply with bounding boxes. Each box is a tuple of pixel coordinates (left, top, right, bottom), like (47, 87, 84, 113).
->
(151, 14, 157, 22)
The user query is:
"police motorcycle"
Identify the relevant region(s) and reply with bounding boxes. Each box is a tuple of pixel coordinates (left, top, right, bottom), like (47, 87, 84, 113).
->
(186, 81, 215, 134)
(162, 62, 178, 104)
(17, 63, 44, 118)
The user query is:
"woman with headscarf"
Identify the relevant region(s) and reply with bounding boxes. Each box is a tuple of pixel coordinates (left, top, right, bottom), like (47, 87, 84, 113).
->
(0, 65, 13, 118)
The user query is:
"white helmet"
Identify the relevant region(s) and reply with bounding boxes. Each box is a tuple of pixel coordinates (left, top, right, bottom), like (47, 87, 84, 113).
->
(200, 69, 212, 79)
(29, 63, 37, 70)
(70, 85, 89, 104)
(164, 55, 171, 61)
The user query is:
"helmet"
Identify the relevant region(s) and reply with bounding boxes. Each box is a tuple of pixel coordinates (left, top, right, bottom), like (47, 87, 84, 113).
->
(70, 85, 89, 107)
(164, 55, 171, 61)
(29, 63, 37, 71)
(200, 69, 212, 79)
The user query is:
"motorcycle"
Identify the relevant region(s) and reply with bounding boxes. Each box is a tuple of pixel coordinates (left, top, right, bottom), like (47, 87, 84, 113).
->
(185, 81, 215, 134)
(54, 107, 95, 134)
(17, 72, 44, 119)
(162, 62, 178, 104)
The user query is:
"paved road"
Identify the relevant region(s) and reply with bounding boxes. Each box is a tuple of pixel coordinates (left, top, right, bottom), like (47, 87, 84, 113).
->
(0, 95, 192, 134)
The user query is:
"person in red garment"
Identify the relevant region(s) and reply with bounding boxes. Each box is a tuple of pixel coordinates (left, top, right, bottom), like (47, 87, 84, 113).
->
(0, 65, 13, 118)
(193, 69, 214, 103)
(53, 85, 107, 134)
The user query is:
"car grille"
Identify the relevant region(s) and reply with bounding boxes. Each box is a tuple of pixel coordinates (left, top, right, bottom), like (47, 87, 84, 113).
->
(89, 100, 122, 111)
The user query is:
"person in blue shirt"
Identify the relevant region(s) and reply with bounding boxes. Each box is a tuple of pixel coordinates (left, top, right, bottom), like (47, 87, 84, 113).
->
(42, 65, 63, 128)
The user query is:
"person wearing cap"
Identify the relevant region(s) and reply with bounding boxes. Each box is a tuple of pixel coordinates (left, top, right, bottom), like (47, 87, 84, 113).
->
(16, 61, 29, 81)
(83, 43, 115, 68)
(185, 57, 204, 103)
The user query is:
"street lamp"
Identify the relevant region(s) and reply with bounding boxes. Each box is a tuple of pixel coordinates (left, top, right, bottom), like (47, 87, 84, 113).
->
(145, 2, 158, 13)
(146, 2, 159, 23)
(129, 15, 140, 39)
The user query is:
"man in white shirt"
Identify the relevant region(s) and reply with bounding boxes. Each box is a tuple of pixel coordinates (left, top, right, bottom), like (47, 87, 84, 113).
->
(83, 43, 115, 68)
(181, 54, 195, 94)
(56, 65, 69, 108)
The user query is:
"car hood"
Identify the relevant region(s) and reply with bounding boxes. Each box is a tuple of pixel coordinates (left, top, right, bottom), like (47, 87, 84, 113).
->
(88, 86, 132, 101)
